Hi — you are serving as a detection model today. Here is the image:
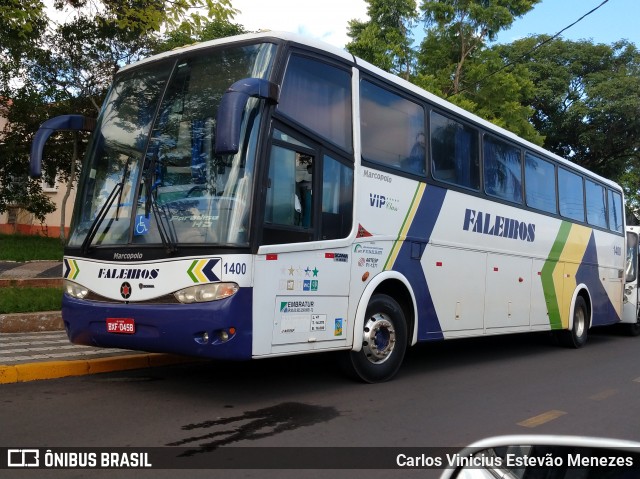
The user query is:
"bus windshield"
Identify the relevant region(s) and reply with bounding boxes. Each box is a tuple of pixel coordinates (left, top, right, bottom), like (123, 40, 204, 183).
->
(68, 42, 277, 249)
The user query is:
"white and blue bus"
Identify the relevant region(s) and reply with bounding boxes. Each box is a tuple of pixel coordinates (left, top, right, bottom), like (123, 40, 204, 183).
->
(30, 32, 636, 382)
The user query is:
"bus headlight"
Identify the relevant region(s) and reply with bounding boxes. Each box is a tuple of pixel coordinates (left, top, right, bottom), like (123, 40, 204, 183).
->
(174, 283, 239, 303)
(64, 280, 89, 299)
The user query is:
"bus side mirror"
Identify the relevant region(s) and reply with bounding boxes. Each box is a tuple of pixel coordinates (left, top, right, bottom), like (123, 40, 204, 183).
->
(215, 78, 279, 155)
(30, 114, 96, 178)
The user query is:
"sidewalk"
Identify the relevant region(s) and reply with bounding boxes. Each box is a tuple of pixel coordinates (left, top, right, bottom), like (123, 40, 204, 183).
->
(0, 260, 63, 280)
(0, 261, 195, 384)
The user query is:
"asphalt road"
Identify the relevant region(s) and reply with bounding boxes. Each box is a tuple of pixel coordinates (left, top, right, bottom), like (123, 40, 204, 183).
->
(1, 327, 639, 479)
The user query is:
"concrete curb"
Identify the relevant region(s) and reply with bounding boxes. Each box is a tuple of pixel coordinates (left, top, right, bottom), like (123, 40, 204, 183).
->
(0, 311, 63, 333)
(0, 353, 200, 384)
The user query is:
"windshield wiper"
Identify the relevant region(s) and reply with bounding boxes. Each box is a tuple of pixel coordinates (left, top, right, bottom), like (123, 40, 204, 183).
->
(81, 155, 133, 254)
(81, 178, 124, 255)
(150, 196, 178, 254)
(143, 153, 178, 254)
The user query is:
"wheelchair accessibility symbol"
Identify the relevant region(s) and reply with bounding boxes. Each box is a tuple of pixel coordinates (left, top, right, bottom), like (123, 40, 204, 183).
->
(134, 215, 150, 236)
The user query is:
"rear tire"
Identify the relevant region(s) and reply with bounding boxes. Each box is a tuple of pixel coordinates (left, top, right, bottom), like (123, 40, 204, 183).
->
(624, 317, 640, 337)
(559, 296, 588, 348)
(342, 294, 408, 383)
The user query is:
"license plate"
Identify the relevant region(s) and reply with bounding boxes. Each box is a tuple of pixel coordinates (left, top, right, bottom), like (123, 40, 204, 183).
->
(106, 318, 135, 334)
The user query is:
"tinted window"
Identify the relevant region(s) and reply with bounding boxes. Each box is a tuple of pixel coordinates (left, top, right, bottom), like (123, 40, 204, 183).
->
(609, 189, 623, 233)
(585, 180, 607, 228)
(360, 81, 425, 175)
(484, 135, 522, 204)
(430, 111, 479, 189)
(263, 129, 353, 245)
(265, 144, 314, 229)
(558, 168, 585, 221)
(279, 55, 352, 152)
(525, 153, 556, 213)
(322, 155, 353, 239)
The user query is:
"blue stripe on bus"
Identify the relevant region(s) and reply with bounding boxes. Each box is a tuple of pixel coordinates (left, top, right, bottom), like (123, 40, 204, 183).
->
(62, 288, 253, 360)
(391, 185, 447, 340)
(575, 233, 621, 326)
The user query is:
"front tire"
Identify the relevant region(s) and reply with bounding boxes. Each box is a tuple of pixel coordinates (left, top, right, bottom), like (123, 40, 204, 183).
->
(559, 296, 589, 348)
(342, 294, 408, 383)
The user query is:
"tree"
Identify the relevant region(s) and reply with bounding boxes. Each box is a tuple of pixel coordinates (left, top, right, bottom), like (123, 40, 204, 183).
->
(418, 0, 541, 96)
(345, 0, 543, 144)
(346, 0, 419, 80)
(0, 0, 239, 237)
(0, 0, 46, 89)
(152, 17, 247, 54)
(498, 36, 640, 211)
(414, 0, 544, 143)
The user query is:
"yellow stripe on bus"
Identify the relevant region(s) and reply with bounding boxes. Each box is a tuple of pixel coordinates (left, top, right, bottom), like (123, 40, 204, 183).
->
(551, 224, 592, 328)
(385, 183, 426, 270)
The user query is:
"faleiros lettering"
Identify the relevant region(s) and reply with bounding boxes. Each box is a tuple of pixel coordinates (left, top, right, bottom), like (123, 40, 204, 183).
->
(98, 268, 159, 280)
(463, 208, 535, 242)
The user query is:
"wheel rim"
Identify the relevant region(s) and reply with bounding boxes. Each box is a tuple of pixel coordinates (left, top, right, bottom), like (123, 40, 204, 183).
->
(574, 306, 585, 337)
(362, 313, 396, 364)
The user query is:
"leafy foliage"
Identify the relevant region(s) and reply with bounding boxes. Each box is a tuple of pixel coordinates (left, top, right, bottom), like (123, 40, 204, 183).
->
(346, 0, 419, 79)
(497, 37, 640, 208)
(0, 0, 240, 222)
(151, 17, 247, 54)
(0, 0, 47, 86)
(418, 0, 541, 96)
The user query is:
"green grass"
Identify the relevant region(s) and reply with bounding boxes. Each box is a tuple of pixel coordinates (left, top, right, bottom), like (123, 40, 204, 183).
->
(0, 287, 63, 314)
(0, 234, 64, 261)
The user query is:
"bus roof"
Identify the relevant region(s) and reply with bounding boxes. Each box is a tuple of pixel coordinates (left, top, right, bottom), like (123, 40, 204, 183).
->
(118, 31, 355, 72)
(119, 31, 621, 191)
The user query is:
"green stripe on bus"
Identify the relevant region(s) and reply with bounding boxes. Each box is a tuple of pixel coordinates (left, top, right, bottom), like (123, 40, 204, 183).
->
(541, 221, 572, 329)
(187, 260, 199, 283)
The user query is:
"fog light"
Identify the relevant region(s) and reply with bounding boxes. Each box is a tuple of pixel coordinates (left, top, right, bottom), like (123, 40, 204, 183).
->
(194, 331, 210, 345)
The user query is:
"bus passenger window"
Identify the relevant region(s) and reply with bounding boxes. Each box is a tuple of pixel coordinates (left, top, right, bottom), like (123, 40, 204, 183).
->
(483, 135, 522, 204)
(608, 189, 623, 233)
(525, 153, 557, 214)
(558, 168, 585, 222)
(360, 80, 425, 175)
(585, 180, 607, 229)
(430, 111, 479, 190)
(278, 55, 352, 152)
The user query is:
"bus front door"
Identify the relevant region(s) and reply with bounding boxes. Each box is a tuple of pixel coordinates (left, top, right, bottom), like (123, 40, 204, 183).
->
(623, 228, 640, 333)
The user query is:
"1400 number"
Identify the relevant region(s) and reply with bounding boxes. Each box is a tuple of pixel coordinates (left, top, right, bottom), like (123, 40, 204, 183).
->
(224, 262, 247, 275)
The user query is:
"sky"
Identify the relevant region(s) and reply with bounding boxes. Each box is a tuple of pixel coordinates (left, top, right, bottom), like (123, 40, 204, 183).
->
(231, 0, 640, 49)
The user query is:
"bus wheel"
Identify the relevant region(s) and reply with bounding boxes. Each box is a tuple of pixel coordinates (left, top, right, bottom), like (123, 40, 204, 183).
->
(343, 294, 407, 383)
(560, 296, 588, 348)
(625, 317, 640, 337)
